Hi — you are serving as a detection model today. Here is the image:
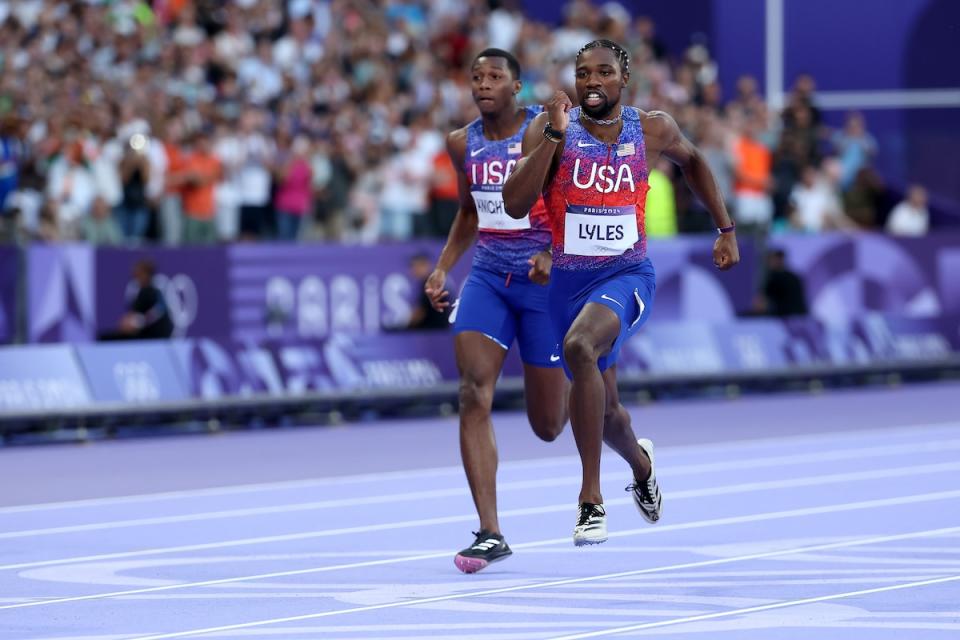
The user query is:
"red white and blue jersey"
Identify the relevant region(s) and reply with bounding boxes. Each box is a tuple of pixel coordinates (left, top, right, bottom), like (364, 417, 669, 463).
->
(542, 106, 651, 271)
(464, 106, 552, 275)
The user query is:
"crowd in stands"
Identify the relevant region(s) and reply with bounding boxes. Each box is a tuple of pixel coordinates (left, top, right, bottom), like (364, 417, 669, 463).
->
(0, 0, 933, 247)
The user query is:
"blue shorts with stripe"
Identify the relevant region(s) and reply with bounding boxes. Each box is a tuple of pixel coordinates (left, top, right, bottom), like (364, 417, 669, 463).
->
(451, 266, 561, 368)
(547, 258, 656, 378)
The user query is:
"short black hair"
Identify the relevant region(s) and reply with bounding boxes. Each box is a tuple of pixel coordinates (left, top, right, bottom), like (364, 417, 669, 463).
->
(473, 48, 521, 79)
(577, 39, 630, 74)
(134, 259, 156, 277)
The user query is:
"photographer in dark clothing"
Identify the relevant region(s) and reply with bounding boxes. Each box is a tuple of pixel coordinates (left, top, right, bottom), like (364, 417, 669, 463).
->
(100, 259, 174, 340)
(758, 249, 809, 317)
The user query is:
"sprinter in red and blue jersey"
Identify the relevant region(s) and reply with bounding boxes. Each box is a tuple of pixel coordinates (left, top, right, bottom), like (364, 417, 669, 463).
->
(504, 40, 740, 546)
(425, 48, 568, 573)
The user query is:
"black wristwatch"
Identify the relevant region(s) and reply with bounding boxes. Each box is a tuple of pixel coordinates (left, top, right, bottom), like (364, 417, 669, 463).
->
(543, 122, 565, 143)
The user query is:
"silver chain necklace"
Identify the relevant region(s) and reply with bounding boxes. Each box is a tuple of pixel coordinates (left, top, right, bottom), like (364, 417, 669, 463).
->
(581, 110, 622, 126)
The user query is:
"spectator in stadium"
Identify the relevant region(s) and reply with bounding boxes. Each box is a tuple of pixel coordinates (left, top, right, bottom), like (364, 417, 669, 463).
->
(425, 146, 460, 238)
(786, 73, 822, 127)
(686, 114, 734, 232)
(832, 112, 877, 191)
(274, 134, 313, 242)
(234, 108, 275, 241)
(771, 125, 807, 223)
(787, 163, 846, 233)
(843, 166, 886, 230)
(377, 137, 431, 241)
(732, 116, 773, 235)
(310, 138, 351, 242)
(730, 75, 761, 116)
(46, 141, 97, 241)
(115, 128, 152, 243)
(635, 15, 667, 61)
(781, 99, 822, 170)
(172, 130, 221, 244)
(159, 118, 187, 246)
(886, 185, 930, 236)
(81, 197, 123, 246)
(0, 115, 22, 214)
(0, 2, 938, 248)
(100, 259, 174, 341)
(35, 203, 61, 244)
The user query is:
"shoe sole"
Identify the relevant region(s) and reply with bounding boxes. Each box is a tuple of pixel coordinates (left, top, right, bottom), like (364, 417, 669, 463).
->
(636, 438, 662, 524)
(454, 551, 512, 574)
(573, 535, 608, 547)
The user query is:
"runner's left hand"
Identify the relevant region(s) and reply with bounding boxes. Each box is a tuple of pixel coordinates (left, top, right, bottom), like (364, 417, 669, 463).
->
(713, 233, 740, 271)
(528, 251, 553, 285)
(425, 269, 450, 310)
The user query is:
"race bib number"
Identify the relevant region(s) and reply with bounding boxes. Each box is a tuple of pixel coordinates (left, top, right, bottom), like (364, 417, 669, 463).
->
(563, 205, 638, 256)
(472, 189, 531, 231)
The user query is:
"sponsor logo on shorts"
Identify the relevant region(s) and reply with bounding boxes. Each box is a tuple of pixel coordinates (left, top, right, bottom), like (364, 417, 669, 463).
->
(600, 293, 625, 309)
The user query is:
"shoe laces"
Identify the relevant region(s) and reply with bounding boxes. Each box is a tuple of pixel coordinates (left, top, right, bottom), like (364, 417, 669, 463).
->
(471, 529, 500, 548)
(626, 476, 656, 501)
(577, 503, 604, 526)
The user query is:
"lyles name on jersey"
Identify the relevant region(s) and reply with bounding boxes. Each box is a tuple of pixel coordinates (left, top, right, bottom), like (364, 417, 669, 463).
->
(577, 221, 626, 241)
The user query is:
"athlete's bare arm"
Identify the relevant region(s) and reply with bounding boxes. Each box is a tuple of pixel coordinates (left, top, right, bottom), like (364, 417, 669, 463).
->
(502, 92, 571, 219)
(426, 129, 479, 310)
(642, 110, 740, 271)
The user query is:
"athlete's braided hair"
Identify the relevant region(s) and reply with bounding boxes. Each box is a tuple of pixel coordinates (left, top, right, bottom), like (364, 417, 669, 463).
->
(576, 39, 630, 74)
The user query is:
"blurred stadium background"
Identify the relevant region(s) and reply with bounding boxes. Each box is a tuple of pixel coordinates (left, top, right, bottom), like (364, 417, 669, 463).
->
(0, 0, 958, 441)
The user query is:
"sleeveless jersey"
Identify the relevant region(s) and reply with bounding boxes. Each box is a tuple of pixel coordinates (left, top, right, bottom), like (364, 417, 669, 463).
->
(542, 106, 651, 271)
(464, 106, 552, 274)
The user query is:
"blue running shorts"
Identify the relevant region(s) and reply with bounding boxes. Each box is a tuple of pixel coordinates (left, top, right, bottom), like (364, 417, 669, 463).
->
(452, 267, 561, 368)
(547, 259, 656, 377)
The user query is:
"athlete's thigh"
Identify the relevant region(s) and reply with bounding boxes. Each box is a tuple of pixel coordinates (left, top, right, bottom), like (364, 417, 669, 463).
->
(567, 301, 621, 354)
(453, 269, 518, 355)
(587, 270, 656, 371)
(547, 274, 619, 378)
(455, 331, 509, 384)
(586, 273, 654, 335)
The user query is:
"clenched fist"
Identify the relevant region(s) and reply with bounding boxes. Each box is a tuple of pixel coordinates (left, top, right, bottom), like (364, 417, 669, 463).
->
(545, 91, 573, 133)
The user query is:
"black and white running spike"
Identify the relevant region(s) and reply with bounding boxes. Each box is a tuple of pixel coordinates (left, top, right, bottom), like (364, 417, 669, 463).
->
(573, 502, 607, 546)
(454, 529, 512, 573)
(626, 438, 662, 524)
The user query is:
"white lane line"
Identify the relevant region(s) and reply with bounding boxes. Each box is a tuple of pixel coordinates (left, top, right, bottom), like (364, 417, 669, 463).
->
(7, 437, 960, 541)
(4, 458, 959, 571)
(3, 420, 957, 515)
(4, 490, 960, 612)
(117, 526, 960, 640)
(545, 574, 960, 639)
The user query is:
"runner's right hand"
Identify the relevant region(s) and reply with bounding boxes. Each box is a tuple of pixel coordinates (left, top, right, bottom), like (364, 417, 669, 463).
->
(425, 269, 450, 311)
(545, 91, 573, 132)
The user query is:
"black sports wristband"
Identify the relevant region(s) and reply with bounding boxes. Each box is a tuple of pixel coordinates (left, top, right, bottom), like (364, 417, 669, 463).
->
(543, 122, 565, 143)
